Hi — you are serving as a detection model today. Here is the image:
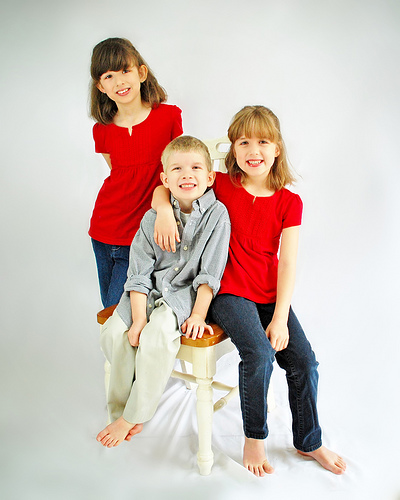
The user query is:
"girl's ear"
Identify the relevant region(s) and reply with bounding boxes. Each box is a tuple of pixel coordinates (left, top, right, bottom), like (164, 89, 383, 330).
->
(96, 82, 105, 93)
(275, 144, 280, 157)
(138, 65, 148, 83)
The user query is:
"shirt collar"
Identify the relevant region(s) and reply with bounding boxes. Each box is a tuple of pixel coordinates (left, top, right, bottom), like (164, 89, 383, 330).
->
(170, 188, 216, 216)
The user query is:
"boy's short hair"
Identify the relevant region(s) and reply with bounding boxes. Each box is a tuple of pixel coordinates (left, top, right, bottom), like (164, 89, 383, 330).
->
(161, 135, 212, 172)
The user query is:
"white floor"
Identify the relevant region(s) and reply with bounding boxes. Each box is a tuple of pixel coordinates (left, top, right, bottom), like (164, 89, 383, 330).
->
(1, 296, 399, 500)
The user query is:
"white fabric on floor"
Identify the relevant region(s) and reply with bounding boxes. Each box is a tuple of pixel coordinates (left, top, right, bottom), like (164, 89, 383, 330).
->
(1, 326, 398, 499)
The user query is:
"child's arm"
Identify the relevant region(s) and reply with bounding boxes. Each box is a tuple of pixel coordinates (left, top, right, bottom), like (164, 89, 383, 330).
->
(266, 225, 299, 352)
(127, 291, 148, 347)
(181, 205, 230, 340)
(181, 284, 214, 340)
(101, 153, 112, 169)
(152, 185, 180, 253)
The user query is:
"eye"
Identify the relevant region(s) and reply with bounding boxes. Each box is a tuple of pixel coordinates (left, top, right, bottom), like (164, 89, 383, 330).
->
(238, 140, 248, 146)
(103, 73, 112, 80)
(259, 139, 270, 144)
(122, 68, 131, 74)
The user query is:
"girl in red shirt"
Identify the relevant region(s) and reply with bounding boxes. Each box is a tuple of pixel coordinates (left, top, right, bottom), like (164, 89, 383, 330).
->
(153, 106, 346, 477)
(89, 37, 182, 307)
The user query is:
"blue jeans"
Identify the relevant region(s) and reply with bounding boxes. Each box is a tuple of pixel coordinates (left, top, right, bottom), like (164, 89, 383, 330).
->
(91, 239, 130, 308)
(210, 294, 322, 452)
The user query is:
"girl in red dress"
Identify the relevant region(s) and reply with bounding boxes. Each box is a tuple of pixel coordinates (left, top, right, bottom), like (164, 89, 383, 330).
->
(89, 37, 182, 307)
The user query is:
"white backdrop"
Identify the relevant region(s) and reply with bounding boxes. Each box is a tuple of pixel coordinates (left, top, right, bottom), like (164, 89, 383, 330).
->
(1, 0, 399, 499)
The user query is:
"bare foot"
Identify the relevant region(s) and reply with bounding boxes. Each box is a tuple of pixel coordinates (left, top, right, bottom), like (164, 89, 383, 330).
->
(297, 446, 346, 474)
(125, 423, 144, 441)
(243, 437, 274, 477)
(96, 417, 142, 447)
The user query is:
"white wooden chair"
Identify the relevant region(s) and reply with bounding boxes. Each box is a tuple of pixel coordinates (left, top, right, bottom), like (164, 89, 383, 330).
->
(97, 137, 275, 475)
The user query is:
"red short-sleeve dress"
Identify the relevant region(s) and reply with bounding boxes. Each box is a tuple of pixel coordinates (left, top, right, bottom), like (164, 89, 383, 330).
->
(212, 172, 303, 304)
(89, 104, 183, 246)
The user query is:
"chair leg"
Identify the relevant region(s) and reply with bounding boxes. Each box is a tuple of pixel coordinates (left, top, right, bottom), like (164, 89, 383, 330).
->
(195, 376, 214, 475)
(179, 360, 193, 390)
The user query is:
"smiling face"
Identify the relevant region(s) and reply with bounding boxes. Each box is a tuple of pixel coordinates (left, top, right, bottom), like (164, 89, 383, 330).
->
(96, 64, 148, 107)
(233, 136, 280, 183)
(160, 151, 215, 213)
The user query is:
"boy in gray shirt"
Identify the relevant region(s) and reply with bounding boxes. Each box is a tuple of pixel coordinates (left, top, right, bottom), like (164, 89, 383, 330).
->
(96, 136, 231, 447)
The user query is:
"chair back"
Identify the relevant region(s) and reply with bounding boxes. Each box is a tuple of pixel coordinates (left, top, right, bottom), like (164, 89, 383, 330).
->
(203, 136, 230, 172)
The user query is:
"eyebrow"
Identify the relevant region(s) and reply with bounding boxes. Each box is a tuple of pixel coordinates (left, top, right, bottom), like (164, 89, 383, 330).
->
(168, 161, 205, 168)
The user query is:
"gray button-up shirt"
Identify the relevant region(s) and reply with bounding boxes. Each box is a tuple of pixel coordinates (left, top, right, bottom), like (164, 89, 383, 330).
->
(116, 189, 231, 331)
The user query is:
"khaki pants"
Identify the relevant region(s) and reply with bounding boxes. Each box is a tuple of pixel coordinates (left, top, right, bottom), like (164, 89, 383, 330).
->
(100, 300, 181, 424)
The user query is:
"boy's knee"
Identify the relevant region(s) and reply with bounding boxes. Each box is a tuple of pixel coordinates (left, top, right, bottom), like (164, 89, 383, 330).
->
(100, 315, 129, 352)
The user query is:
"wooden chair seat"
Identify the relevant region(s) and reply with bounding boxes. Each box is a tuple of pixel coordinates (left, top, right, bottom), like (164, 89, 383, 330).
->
(97, 304, 228, 347)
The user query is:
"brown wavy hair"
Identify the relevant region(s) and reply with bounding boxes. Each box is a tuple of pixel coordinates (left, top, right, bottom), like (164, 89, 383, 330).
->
(90, 38, 167, 125)
(225, 105, 296, 191)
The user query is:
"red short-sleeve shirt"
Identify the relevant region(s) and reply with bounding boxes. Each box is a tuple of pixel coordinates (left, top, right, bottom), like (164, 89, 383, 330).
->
(212, 172, 303, 304)
(89, 104, 183, 246)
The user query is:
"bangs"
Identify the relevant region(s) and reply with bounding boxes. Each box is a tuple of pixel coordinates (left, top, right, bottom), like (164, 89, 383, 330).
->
(228, 106, 281, 144)
(91, 41, 137, 80)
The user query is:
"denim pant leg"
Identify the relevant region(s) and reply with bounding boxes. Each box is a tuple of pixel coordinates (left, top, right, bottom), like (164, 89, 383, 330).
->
(271, 307, 322, 452)
(91, 239, 130, 308)
(211, 294, 276, 439)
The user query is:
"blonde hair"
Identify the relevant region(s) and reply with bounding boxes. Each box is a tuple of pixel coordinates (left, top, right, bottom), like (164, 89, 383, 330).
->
(226, 105, 296, 191)
(161, 136, 212, 172)
(90, 38, 167, 125)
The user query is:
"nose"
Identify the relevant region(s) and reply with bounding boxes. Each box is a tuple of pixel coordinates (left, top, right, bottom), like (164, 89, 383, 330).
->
(182, 171, 193, 179)
(115, 72, 126, 85)
(249, 142, 260, 155)
(181, 166, 193, 178)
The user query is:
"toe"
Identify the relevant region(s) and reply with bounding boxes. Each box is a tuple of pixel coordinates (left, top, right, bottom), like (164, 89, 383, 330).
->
(257, 466, 265, 477)
(263, 460, 274, 474)
(96, 429, 108, 442)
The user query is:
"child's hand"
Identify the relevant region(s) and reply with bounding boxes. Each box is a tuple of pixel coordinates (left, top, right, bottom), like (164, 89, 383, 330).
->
(265, 318, 289, 352)
(154, 210, 180, 253)
(181, 314, 213, 340)
(127, 318, 147, 347)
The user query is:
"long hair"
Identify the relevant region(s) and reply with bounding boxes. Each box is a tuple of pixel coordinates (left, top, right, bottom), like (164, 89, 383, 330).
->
(89, 38, 167, 124)
(225, 105, 296, 191)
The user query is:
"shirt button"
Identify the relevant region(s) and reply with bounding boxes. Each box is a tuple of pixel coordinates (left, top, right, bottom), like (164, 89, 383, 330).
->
(164, 287, 168, 292)
(177, 221, 181, 226)
(148, 304, 152, 308)
(174, 267, 179, 272)
(173, 201, 177, 207)
(183, 245, 188, 251)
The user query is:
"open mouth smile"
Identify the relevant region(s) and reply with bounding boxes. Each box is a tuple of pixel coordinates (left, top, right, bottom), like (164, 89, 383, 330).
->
(247, 160, 263, 166)
(116, 88, 131, 96)
(179, 183, 196, 190)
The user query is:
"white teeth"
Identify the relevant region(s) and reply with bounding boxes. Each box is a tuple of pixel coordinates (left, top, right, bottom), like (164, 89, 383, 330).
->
(117, 88, 129, 95)
(180, 184, 195, 188)
(248, 160, 262, 165)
